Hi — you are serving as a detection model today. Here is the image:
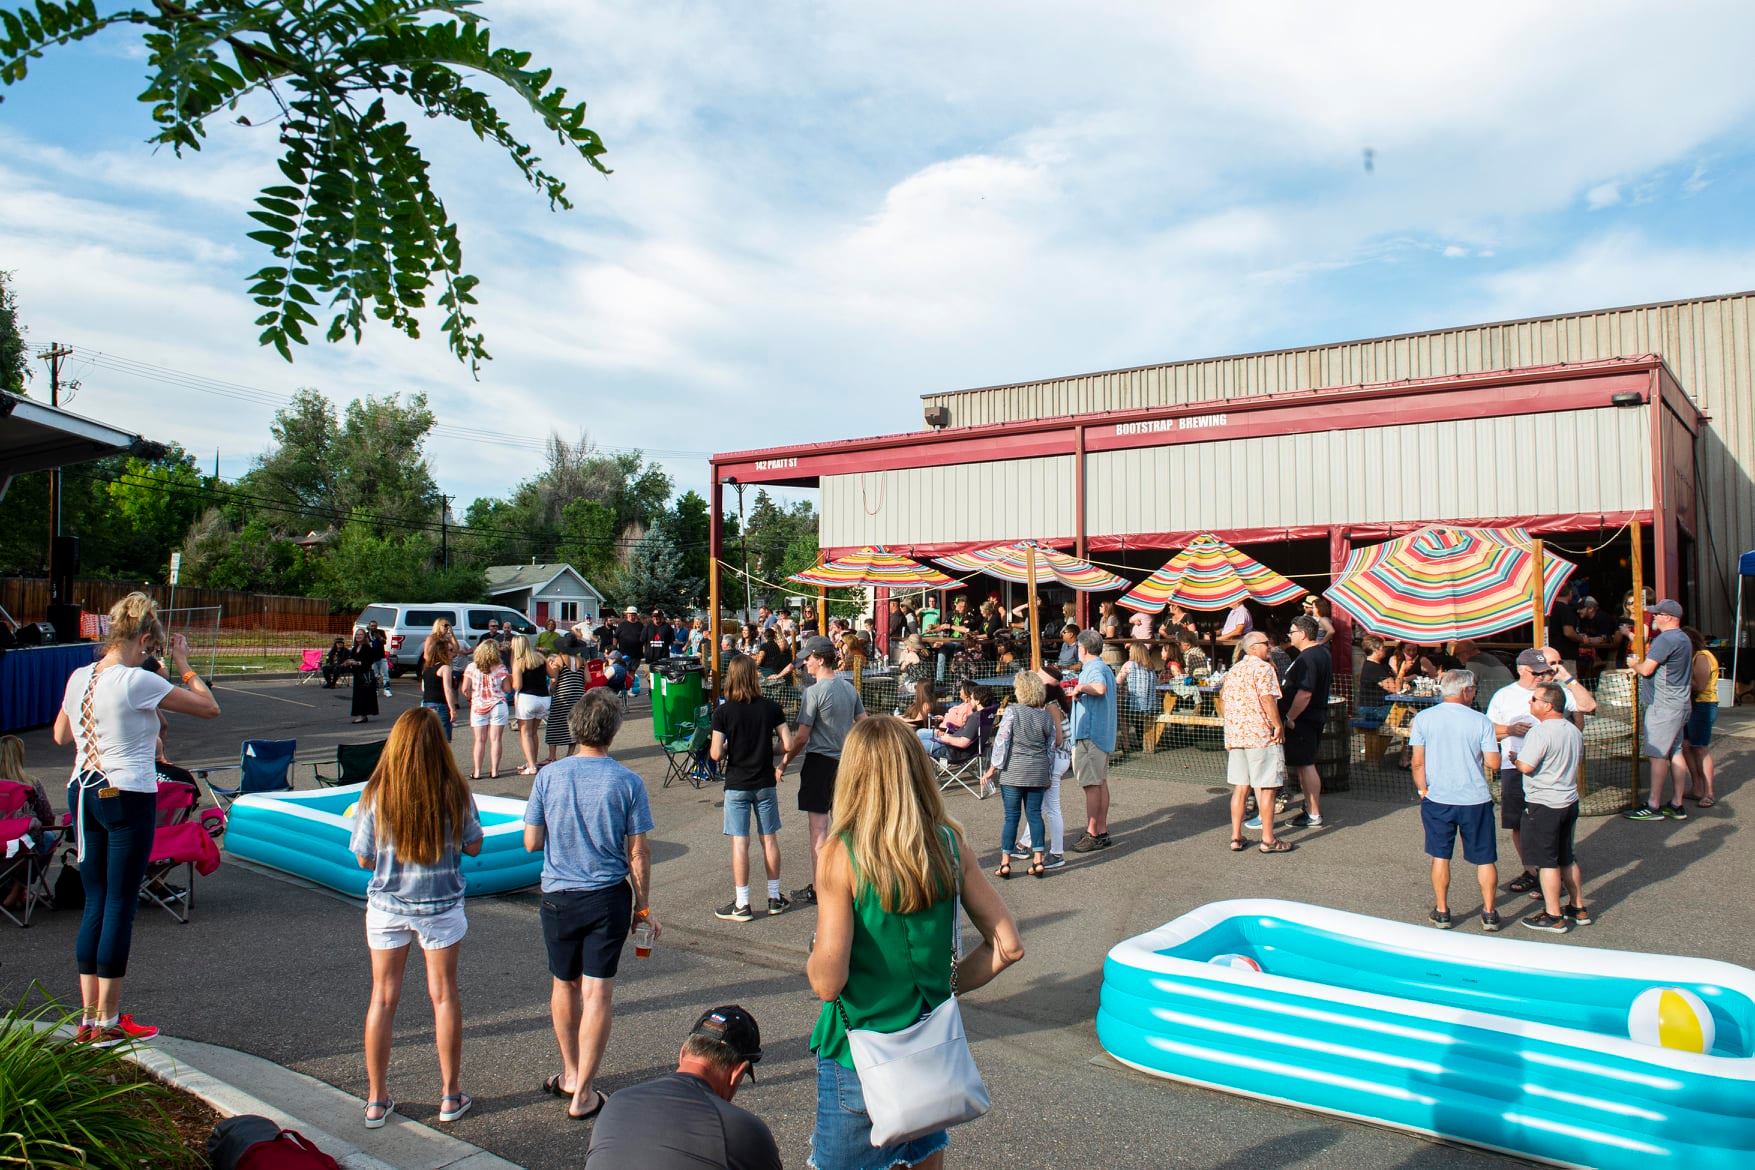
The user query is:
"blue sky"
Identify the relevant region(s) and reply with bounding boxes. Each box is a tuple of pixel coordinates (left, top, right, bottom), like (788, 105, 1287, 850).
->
(4, 0, 1755, 511)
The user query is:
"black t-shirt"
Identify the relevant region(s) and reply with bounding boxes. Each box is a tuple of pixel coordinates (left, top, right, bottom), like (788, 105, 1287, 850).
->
(1550, 602, 1580, 660)
(1279, 644, 1332, 727)
(616, 621, 646, 663)
(710, 698, 786, 791)
(651, 622, 675, 655)
(596, 625, 616, 654)
(888, 610, 907, 640)
(1356, 658, 1391, 707)
(586, 1072, 780, 1170)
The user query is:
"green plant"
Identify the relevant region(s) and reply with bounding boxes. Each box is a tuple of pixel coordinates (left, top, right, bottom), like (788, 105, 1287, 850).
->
(0, 997, 189, 1168)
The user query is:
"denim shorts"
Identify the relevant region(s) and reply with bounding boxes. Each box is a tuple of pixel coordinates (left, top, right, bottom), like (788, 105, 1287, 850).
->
(1685, 700, 1718, 747)
(723, 785, 782, 837)
(809, 1055, 949, 1170)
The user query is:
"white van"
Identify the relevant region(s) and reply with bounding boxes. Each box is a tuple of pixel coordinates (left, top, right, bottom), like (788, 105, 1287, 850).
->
(354, 602, 539, 673)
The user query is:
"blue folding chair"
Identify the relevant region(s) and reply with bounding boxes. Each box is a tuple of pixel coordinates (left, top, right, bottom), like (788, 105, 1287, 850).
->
(201, 739, 297, 809)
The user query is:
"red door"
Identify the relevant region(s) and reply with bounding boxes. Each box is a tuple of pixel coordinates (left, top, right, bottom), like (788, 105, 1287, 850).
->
(535, 601, 549, 624)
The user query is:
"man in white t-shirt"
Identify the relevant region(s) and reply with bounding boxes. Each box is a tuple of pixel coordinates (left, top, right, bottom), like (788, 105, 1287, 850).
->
(1216, 602, 1252, 657)
(1484, 647, 1592, 896)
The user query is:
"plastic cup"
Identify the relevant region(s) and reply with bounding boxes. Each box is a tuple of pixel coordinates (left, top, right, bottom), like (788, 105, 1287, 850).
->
(633, 919, 654, 958)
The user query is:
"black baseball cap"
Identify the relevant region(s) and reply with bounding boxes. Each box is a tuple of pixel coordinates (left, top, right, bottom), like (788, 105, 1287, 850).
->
(690, 1005, 762, 1077)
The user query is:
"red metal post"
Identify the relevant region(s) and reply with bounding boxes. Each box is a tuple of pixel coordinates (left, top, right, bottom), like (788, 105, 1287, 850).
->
(1074, 423, 1090, 629)
(1328, 527, 1354, 680)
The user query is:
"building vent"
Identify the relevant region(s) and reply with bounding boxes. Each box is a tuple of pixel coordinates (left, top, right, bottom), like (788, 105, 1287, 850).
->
(923, 405, 950, 428)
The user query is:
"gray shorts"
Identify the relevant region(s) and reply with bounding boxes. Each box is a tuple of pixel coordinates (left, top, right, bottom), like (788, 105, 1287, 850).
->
(1643, 702, 1689, 760)
(1072, 740, 1110, 788)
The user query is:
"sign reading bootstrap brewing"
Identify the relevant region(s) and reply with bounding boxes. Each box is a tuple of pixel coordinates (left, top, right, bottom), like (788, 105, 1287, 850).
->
(1113, 413, 1227, 437)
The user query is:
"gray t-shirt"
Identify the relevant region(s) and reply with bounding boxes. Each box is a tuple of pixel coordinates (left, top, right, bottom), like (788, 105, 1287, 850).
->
(798, 675, 864, 759)
(1518, 717, 1583, 809)
(586, 1072, 780, 1170)
(1641, 628, 1693, 708)
(350, 796, 484, 916)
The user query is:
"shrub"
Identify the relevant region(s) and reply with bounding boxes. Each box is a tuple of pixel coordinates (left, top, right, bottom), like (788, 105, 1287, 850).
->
(0, 998, 190, 1168)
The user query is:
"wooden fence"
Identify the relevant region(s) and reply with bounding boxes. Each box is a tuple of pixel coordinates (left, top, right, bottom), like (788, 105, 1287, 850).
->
(0, 576, 350, 633)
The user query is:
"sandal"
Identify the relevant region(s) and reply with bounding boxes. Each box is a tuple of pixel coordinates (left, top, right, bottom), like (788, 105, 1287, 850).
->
(568, 1088, 608, 1121)
(543, 1072, 573, 1099)
(1028, 861, 1045, 878)
(1230, 837, 1247, 852)
(363, 1099, 395, 1130)
(438, 1092, 472, 1123)
(1258, 840, 1296, 854)
(1698, 795, 1715, 808)
(995, 862, 1012, 880)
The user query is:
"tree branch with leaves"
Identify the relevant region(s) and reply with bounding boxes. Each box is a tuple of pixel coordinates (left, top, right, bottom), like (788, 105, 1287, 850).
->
(0, 0, 608, 372)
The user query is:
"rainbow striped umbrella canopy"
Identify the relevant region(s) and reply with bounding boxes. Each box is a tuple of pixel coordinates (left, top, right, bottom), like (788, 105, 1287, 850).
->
(786, 546, 958, 589)
(936, 541, 1128, 592)
(1117, 534, 1307, 613)
(1324, 525, 1577, 641)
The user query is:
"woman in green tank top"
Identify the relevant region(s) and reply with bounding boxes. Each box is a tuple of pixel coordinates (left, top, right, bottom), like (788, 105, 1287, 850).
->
(805, 716, 1025, 1170)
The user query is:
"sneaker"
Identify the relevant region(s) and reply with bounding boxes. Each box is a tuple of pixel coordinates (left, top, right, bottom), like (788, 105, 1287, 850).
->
(1662, 803, 1688, 821)
(794, 884, 817, 905)
(72, 1023, 97, 1045)
(1624, 805, 1664, 822)
(1041, 853, 1066, 870)
(1289, 812, 1323, 829)
(767, 894, 792, 916)
(1070, 835, 1102, 854)
(1520, 911, 1570, 934)
(1506, 871, 1539, 894)
(1009, 847, 1033, 860)
(1428, 908, 1453, 929)
(87, 1015, 157, 1049)
(382, 687, 393, 698)
(715, 901, 754, 923)
(115, 1014, 159, 1043)
(1243, 815, 1263, 830)
(1480, 910, 1503, 932)
(1563, 904, 1594, 926)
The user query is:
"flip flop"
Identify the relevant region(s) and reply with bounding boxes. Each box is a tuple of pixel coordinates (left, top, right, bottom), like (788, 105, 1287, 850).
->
(567, 1088, 608, 1121)
(543, 1073, 573, 1099)
(438, 1093, 473, 1123)
(1698, 795, 1716, 808)
(363, 1099, 395, 1130)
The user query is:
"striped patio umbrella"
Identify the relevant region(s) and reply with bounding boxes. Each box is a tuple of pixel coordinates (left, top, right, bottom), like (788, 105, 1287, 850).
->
(786, 546, 958, 590)
(936, 541, 1127, 668)
(1324, 525, 1577, 642)
(1117, 534, 1307, 614)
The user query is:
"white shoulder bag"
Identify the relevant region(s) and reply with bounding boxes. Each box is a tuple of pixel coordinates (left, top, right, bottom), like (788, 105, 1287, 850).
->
(839, 837, 991, 1146)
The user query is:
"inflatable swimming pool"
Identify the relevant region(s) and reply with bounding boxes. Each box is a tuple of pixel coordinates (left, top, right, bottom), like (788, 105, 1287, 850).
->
(1098, 899, 1755, 1169)
(224, 784, 543, 898)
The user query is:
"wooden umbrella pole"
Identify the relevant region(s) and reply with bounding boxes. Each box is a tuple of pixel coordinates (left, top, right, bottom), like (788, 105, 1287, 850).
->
(1027, 543, 1042, 672)
(1629, 519, 1646, 809)
(1530, 538, 1547, 649)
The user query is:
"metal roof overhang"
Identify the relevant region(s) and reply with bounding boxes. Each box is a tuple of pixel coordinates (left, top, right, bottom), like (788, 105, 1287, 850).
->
(713, 356, 1697, 487)
(0, 392, 154, 499)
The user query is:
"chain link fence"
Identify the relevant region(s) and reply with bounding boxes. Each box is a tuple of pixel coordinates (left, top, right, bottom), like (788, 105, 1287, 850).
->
(739, 646, 1643, 816)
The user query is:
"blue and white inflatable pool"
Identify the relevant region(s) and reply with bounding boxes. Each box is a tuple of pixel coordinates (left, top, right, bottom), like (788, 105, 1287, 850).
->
(1098, 899, 1755, 1169)
(224, 784, 543, 898)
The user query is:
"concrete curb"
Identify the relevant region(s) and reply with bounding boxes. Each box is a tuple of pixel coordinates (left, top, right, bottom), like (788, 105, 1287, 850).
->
(120, 1031, 520, 1170)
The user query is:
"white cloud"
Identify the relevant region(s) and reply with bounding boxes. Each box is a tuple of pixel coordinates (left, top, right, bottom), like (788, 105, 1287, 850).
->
(1442, 244, 1470, 259)
(1472, 232, 1755, 321)
(1586, 182, 1624, 209)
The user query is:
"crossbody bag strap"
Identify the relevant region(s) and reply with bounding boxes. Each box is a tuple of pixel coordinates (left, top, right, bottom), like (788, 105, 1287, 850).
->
(949, 829, 962, 998)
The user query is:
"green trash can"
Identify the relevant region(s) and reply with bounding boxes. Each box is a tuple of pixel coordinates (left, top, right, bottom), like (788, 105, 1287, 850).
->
(652, 661, 704, 741)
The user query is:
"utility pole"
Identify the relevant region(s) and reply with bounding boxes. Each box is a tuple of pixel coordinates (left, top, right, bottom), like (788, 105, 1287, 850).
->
(440, 494, 453, 569)
(42, 342, 71, 602)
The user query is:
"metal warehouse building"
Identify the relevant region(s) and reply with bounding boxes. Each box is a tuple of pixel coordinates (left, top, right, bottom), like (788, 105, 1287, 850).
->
(711, 290, 1755, 648)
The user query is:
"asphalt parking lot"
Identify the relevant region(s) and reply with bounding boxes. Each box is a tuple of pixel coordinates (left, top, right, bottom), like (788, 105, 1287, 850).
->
(5, 674, 1749, 1169)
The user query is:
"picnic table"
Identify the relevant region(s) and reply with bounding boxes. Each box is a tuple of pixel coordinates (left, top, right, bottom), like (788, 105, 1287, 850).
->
(1383, 691, 1441, 739)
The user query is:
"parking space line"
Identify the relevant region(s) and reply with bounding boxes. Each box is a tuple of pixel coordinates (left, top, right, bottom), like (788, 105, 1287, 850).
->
(213, 684, 316, 709)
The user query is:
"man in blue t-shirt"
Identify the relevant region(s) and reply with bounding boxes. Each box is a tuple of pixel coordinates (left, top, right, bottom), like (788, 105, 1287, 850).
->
(1410, 669, 1503, 931)
(1069, 628, 1117, 853)
(523, 688, 657, 1122)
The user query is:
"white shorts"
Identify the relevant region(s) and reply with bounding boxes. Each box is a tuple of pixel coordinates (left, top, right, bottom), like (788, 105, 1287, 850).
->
(470, 702, 509, 728)
(515, 694, 552, 722)
(366, 903, 468, 950)
(1227, 745, 1285, 789)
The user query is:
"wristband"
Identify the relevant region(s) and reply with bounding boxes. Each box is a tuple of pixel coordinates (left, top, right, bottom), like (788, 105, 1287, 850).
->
(634, 906, 651, 920)
(181, 670, 198, 684)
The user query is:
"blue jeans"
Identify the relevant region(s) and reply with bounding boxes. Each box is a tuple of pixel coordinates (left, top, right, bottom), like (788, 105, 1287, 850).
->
(67, 780, 157, 978)
(1000, 785, 1046, 857)
(916, 727, 950, 760)
(422, 701, 453, 741)
(811, 1055, 949, 1170)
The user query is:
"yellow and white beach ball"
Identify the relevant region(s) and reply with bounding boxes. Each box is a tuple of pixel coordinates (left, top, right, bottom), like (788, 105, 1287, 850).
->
(1209, 953, 1262, 973)
(1628, 987, 1714, 1054)
(342, 802, 359, 820)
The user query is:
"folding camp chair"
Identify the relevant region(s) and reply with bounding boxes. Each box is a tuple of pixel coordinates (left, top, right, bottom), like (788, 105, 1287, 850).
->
(659, 704, 716, 790)
(0, 780, 53, 928)
(296, 648, 324, 685)
(201, 738, 297, 809)
(937, 705, 995, 799)
(138, 769, 221, 924)
(306, 739, 387, 788)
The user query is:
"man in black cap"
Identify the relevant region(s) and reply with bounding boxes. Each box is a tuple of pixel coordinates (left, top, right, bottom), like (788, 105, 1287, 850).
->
(1625, 598, 1694, 822)
(585, 1006, 779, 1170)
(778, 635, 865, 904)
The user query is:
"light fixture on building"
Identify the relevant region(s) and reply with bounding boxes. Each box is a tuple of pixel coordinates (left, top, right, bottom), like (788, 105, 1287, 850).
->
(1612, 391, 1643, 407)
(924, 406, 950, 428)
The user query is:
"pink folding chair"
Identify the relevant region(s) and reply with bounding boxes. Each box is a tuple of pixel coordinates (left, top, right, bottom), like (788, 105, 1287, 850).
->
(139, 766, 225, 923)
(0, 780, 53, 928)
(296, 648, 324, 685)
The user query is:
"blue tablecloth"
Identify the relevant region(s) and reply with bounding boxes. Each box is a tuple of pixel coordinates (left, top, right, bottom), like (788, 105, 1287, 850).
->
(0, 643, 96, 731)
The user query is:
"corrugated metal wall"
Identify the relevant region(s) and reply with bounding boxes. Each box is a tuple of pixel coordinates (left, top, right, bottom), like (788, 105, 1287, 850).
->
(1086, 408, 1651, 535)
(922, 291, 1753, 628)
(820, 456, 1075, 549)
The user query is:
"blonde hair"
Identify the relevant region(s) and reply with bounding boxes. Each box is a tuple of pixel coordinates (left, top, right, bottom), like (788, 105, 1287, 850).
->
(1013, 669, 1047, 707)
(0, 735, 24, 782)
(106, 592, 164, 653)
(509, 634, 544, 676)
(361, 710, 474, 867)
(472, 640, 502, 671)
(828, 717, 963, 915)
